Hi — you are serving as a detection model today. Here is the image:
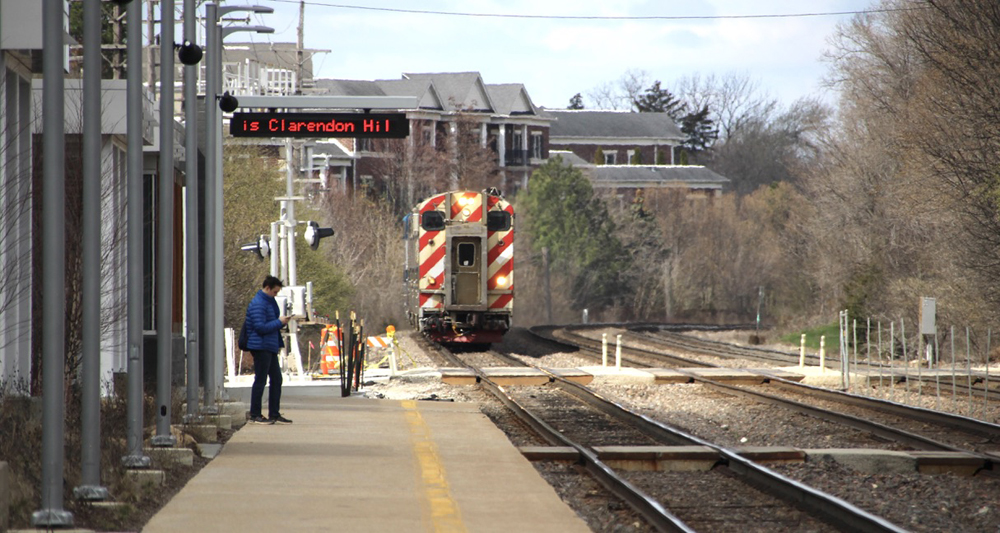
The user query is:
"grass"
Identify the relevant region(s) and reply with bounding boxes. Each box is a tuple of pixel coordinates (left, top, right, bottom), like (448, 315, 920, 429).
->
(780, 322, 843, 352)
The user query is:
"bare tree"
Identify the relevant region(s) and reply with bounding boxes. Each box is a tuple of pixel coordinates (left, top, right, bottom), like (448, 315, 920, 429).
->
(586, 68, 651, 110)
(675, 72, 777, 143)
(805, 0, 994, 332)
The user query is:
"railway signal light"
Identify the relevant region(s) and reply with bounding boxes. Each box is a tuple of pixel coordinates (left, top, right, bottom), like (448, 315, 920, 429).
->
(304, 221, 334, 250)
(240, 234, 270, 260)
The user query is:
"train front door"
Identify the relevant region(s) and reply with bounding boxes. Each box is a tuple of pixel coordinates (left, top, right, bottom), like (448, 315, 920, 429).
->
(451, 237, 482, 305)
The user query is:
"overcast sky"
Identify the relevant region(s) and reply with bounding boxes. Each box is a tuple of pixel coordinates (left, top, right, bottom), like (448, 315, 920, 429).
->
(234, 0, 875, 110)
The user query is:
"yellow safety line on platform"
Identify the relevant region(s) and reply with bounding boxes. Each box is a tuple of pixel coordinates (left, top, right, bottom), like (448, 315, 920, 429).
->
(402, 400, 468, 533)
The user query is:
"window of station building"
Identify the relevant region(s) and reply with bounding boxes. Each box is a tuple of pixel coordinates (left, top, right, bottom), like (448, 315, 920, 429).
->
(358, 138, 374, 152)
(604, 151, 617, 165)
(457, 242, 476, 267)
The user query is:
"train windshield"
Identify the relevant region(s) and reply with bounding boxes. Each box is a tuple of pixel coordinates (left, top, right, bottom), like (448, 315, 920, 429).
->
(486, 211, 511, 231)
(421, 211, 445, 231)
(457, 242, 476, 266)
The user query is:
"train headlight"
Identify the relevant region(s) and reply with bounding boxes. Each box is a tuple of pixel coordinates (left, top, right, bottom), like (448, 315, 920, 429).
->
(496, 275, 508, 287)
(425, 276, 436, 286)
(458, 196, 470, 206)
(462, 209, 470, 217)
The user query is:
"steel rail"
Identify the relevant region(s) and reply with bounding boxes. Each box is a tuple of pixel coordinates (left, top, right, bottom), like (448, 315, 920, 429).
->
(630, 325, 998, 399)
(433, 345, 694, 533)
(545, 327, 714, 369)
(516, 354, 908, 532)
(627, 329, 808, 366)
(542, 369, 905, 531)
(455, 342, 905, 532)
(678, 370, 978, 453)
(537, 326, 1000, 468)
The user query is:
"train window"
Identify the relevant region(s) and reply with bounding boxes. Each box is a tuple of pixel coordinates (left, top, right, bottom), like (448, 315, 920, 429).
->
(421, 211, 445, 231)
(457, 242, 476, 266)
(487, 211, 511, 231)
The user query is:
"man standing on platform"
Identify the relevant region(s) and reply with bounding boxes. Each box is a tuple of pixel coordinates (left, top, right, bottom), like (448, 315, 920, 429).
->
(245, 275, 293, 424)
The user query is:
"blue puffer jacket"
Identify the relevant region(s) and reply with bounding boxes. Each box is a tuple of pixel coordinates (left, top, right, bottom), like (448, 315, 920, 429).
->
(245, 289, 285, 353)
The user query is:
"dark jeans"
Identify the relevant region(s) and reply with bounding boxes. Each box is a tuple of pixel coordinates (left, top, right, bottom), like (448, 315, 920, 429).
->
(250, 350, 282, 418)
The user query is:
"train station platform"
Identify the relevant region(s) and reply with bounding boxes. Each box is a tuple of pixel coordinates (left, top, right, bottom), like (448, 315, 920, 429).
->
(142, 383, 590, 533)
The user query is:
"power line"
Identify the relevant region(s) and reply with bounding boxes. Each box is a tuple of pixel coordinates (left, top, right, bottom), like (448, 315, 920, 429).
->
(264, 0, 926, 21)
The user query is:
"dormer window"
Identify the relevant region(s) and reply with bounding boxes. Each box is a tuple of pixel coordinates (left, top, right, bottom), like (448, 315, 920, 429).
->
(604, 151, 616, 165)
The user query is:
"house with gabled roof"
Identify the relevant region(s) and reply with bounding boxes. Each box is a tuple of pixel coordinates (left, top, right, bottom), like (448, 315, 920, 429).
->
(311, 71, 553, 195)
(544, 109, 728, 198)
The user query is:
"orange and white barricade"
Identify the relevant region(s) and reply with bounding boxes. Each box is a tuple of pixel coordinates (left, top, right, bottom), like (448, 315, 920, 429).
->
(319, 325, 341, 375)
(366, 326, 399, 374)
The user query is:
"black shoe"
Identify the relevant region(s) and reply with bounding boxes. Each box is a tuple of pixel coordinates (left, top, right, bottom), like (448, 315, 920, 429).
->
(249, 415, 273, 424)
(270, 414, 293, 424)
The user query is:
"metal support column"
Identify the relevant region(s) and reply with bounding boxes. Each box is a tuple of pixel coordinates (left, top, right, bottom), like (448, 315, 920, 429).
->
(74, 0, 110, 501)
(153, 0, 178, 448)
(33, 0, 74, 525)
(183, 0, 202, 423)
(122, 0, 151, 470)
(203, 2, 220, 413)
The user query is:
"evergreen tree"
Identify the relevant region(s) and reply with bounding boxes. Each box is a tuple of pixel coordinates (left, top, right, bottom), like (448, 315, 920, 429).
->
(594, 147, 605, 165)
(632, 150, 643, 165)
(633, 81, 684, 117)
(520, 157, 630, 312)
(679, 104, 718, 153)
(633, 81, 718, 156)
(568, 93, 584, 110)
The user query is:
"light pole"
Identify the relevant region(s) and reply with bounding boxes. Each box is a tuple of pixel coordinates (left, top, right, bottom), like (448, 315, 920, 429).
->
(151, 0, 180, 448)
(204, 3, 272, 413)
(182, 0, 204, 423)
(34, 0, 72, 526)
(122, 0, 151, 470)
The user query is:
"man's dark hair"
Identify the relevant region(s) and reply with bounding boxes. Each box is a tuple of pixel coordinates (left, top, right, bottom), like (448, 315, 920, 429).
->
(262, 275, 284, 289)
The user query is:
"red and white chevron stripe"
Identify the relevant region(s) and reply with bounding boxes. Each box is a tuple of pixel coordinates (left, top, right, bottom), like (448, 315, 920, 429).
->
(486, 195, 513, 310)
(418, 193, 446, 309)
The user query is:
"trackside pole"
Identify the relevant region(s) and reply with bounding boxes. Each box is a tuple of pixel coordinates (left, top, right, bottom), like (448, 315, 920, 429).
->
(889, 322, 895, 400)
(951, 326, 956, 411)
(602, 334, 608, 367)
(877, 322, 883, 390)
(819, 336, 826, 370)
(967, 327, 973, 415)
(901, 318, 908, 395)
(799, 334, 806, 368)
(985, 330, 991, 417)
(615, 334, 622, 371)
(934, 334, 941, 410)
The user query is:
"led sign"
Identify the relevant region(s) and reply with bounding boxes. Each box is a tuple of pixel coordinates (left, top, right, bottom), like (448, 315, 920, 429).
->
(230, 112, 409, 138)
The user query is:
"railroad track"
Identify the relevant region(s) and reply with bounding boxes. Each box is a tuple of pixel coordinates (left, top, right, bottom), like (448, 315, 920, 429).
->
(628, 324, 1000, 402)
(529, 326, 1000, 471)
(432, 342, 906, 532)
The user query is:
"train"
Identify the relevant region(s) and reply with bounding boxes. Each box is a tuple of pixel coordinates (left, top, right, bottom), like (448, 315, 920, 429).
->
(403, 188, 513, 345)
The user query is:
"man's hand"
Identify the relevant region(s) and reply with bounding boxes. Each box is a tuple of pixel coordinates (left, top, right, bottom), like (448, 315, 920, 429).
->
(279, 316, 290, 325)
